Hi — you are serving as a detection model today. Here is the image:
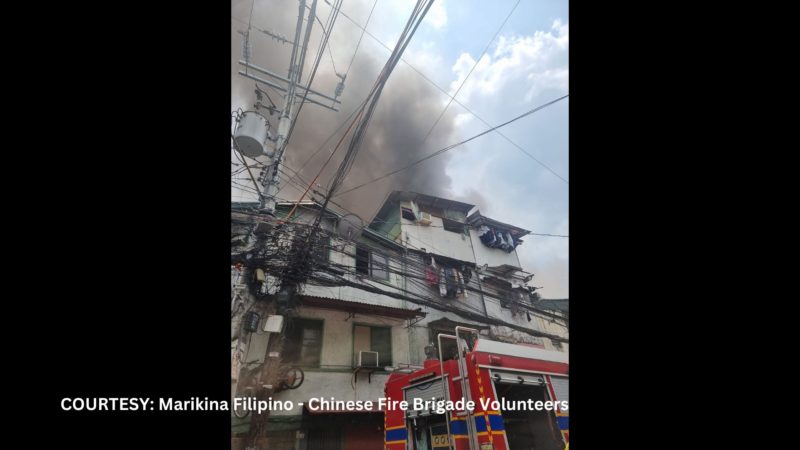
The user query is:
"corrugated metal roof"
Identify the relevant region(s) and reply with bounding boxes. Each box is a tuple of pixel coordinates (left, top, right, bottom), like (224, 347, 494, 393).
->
(533, 298, 569, 314)
(299, 295, 426, 319)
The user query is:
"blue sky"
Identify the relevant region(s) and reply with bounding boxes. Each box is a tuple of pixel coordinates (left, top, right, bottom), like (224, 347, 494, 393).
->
(232, 0, 569, 297)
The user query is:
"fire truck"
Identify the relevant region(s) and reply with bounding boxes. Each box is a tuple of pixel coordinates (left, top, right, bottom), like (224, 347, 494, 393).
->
(384, 327, 568, 450)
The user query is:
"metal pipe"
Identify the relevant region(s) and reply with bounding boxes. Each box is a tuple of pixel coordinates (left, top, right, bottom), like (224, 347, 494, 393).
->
(454, 327, 480, 450)
(468, 240, 489, 317)
(437, 333, 457, 450)
(238, 72, 339, 111)
(238, 60, 342, 104)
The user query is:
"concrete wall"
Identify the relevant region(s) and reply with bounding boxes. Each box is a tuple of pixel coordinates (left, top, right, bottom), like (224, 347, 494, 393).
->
(233, 202, 568, 429)
(398, 200, 475, 263)
(535, 314, 569, 353)
(270, 305, 410, 417)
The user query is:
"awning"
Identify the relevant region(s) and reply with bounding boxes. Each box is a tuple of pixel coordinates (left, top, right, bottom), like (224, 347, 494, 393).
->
(299, 296, 426, 319)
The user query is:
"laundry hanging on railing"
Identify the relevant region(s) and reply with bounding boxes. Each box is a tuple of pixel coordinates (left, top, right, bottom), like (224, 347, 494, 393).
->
(477, 226, 521, 253)
(438, 266, 468, 300)
(456, 270, 467, 297)
(425, 256, 439, 287)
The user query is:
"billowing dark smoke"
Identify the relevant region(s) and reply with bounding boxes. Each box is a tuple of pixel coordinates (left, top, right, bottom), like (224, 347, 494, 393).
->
(232, 0, 466, 221)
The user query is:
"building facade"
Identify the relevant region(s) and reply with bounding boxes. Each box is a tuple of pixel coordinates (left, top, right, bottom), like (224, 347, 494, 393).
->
(231, 191, 568, 450)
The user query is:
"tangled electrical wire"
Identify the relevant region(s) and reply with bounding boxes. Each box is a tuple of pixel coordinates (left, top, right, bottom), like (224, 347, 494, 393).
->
(231, 211, 568, 342)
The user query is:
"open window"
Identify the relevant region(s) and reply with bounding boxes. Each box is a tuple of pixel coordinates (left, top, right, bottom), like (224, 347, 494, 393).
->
(356, 246, 370, 275)
(442, 218, 465, 234)
(401, 206, 416, 221)
(355, 245, 390, 281)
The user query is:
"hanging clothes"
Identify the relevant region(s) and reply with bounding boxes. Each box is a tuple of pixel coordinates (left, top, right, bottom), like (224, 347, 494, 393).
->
(504, 232, 515, 253)
(461, 265, 472, 282)
(438, 267, 447, 297)
(456, 270, 467, 299)
(480, 227, 497, 246)
(426, 256, 439, 286)
(410, 201, 421, 222)
(445, 268, 458, 298)
(496, 231, 510, 251)
(426, 265, 439, 286)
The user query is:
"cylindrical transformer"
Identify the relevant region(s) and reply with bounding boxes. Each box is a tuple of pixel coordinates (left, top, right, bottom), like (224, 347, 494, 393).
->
(234, 111, 273, 159)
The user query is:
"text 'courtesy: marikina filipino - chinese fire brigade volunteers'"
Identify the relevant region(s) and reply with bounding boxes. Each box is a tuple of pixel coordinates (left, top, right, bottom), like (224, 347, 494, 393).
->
(237, 397, 568, 415)
(60, 396, 569, 414)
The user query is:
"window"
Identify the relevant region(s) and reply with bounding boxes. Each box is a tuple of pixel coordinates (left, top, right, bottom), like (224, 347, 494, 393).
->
(354, 325, 392, 367)
(355, 245, 389, 280)
(371, 252, 389, 280)
(552, 340, 563, 351)
(355, 246, 370, 275)
(284, 318, 323, 367)
(442, 218, 465, 234)
(401, 207, 416, 221)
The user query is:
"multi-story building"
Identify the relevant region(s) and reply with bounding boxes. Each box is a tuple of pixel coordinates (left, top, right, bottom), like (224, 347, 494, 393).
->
(231, 191, 568, 450)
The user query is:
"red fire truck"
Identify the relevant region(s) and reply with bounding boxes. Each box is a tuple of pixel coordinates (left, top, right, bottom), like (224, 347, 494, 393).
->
(384, 327, 568, 450)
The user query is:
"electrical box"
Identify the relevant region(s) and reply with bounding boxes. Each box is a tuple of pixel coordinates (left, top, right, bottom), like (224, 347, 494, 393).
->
(243, 311, 260, 333)
(263, 315, 284, 333)
(358, 351, 379, 368)
(255, 268, 266, 282)
(417, 212, 432, 226)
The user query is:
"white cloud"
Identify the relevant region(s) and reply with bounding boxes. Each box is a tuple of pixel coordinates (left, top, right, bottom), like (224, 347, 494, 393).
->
(427, 0, 448, 29)
(453, 112, 472, 127)
(443, 19, 569, 297)
(449, 19, 568, 105)
(404, 41, 445, 72)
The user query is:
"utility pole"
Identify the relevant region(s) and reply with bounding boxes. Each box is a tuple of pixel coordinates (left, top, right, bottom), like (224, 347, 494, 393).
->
(260, 0, 309, 214)
(235, 0, 341, 215)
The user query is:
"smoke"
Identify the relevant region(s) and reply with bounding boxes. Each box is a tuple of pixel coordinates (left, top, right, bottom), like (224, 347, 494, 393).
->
(232, 0, 461, 221)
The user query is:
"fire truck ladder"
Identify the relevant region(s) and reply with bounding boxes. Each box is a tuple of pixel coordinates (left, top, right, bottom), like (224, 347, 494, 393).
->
(437, 326, 480, 450)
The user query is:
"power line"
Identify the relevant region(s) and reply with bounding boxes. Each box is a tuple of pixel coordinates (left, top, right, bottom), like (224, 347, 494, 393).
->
(235, 199, 565, 323)
(280, 96, 371, 196)
(280, 0, 343, 155)
(312, 0, 435, 223)
(231, 216, 568, 339)
(331, 2, 569, 184)
(269, 0, 439, 308)
(283, 107, 364, 222)
(342, 0, 378, 79)
(335, 93, 569, 197)
(271, 177, 568, 243)
(417, 0, 520, 157)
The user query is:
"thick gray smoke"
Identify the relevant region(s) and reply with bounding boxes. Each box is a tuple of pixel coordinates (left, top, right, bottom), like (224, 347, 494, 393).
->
(232, 0, 474, 221)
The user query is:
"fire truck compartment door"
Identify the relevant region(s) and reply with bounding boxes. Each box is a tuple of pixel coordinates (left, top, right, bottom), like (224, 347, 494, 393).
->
(490, 370, 546, 385)
(404, 379, 445, 417)
(550, 376, 569, 403)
